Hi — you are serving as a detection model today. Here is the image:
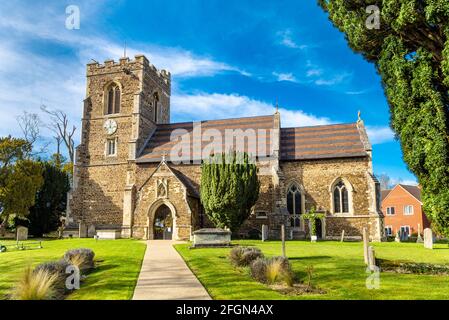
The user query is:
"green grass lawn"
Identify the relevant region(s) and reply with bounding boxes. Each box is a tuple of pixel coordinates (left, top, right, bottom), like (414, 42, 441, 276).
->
(175, 240, 449, 300)
(0, 239, 146, 300)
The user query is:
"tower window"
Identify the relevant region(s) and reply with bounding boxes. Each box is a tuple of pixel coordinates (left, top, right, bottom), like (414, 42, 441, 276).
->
(106, 139, 117, 156)
(106, 84, 121, 114)
(153, 92, 159, 122)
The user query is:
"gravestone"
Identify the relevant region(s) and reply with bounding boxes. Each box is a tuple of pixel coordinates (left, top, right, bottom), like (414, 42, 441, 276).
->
(79, 221, 87, 238)
(367, 246, 376, 271)
(363, 227, 369, 264)
(340, 230, 345, 242)
(416, 223, 423, 243)
(281, 224, 286, 257)
(424, 228, 433, 249)
(16, 226, 28, 241)
(261, 224, 268, 242)
(395, 230, 401, 242)
(88, 224, 96, 238)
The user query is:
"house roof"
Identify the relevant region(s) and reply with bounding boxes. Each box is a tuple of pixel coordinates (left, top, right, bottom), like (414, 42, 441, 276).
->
(136, 114, 369, 163)
(381, 189, 391, 201)
(399, 184, 421, 202)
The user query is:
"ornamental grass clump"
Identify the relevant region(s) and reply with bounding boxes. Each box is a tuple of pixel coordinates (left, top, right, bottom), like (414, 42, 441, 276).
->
(250, 256, 294, 287)
(63, 248, 95, 271)
(12, 267, 59, 300)
(229, 246, 264, 267)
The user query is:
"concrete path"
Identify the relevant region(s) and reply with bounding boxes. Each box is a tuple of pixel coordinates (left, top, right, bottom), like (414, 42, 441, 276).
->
(132, 240, 211, 300)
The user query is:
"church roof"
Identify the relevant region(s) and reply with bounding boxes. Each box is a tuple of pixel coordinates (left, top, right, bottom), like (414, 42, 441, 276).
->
(136, 115, 369, 163)
(280, 123, 368, 160)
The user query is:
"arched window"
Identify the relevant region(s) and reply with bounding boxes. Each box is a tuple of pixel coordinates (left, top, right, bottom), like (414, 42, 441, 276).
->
(106, 83, 121, 114)
(153, 92, 159, 122)
(333, 181, 349, 213)
(287, 184, 303, 228)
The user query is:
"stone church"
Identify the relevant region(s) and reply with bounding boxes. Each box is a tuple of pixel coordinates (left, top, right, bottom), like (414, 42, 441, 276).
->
(67, 55, 384, 241)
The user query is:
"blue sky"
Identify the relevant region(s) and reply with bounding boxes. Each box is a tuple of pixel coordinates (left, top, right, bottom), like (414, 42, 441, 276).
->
(0, 0, 416, 184)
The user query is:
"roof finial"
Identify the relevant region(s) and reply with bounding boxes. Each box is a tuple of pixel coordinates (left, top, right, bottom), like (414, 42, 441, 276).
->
(275, 98, 279, 114)
(357, 110, 362, 122)
(162, 153, 166, 162)
(123, 41, 127, 58)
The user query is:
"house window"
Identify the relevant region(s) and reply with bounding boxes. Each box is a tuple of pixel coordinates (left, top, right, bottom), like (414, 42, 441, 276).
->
(106, 139, 117, 156)
(106, 84, 121, 114)
(287, 184, 303, 228)
(385, 226, 393, 236)
(386, 207, 395, 215)
(400, 226, 411, 236)
(333, 181, 349, 213)
(255, 211, 268, 219)
(404, 205, 414, 215)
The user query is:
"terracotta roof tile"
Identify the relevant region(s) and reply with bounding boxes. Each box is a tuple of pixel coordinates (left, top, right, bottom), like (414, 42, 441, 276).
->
(136, 115, 369, 163)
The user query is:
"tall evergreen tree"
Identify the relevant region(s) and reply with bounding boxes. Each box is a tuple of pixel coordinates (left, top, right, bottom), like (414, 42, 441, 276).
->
(0, 136, 43, 231)
(200, 152, 260, 232)
(318, 1, 449, 236)
(28, 161, 70, 237)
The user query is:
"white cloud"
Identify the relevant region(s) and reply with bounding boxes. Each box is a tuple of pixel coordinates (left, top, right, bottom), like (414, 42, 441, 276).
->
(273, 72, 297, 82)
(171, 92, 331, 127)
(366, 126, 395, 145)
(306, 69, 322, 77)
(0, 1, 247, 142)
(277, 29, 307, 50)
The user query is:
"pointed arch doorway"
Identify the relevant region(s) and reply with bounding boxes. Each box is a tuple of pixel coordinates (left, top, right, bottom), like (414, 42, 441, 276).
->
(153, 204, 173, 239)
(148, 199, 177, 240)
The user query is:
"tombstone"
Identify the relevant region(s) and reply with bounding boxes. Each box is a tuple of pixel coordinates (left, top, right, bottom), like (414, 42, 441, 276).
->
(416, 223, 423, 243)
(340, 230, 345, 242)
(16, 226, 28, 241)
(281, 224, 286, 257)
(367, 246, 376, 271)
(395, 230, 401, 242)
(88, 225, 96, 238)
(363, 227, 369, 264)
(192, 228, 231, 247)
(261, 224, 268, 242)
(424, 228, 433, 249)
(79, 221, 87, 238)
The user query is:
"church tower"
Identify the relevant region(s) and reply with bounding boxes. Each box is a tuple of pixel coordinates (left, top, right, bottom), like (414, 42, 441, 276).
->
(68, 55, 171, 236)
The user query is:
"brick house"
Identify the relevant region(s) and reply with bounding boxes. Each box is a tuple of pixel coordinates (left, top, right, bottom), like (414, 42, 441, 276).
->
(381, 184, 430, 237)
(66, 55, 384, 241)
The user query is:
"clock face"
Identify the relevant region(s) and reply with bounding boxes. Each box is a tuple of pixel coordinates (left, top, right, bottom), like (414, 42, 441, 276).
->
(103, 119, 117, 135)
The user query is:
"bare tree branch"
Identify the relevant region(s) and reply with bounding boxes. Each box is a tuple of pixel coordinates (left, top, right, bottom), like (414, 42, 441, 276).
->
(40, 105, 76, 163)
(16, 111, 49, 157)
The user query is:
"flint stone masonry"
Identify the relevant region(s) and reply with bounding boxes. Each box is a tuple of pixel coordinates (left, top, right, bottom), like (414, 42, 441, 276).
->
(192, 229, 231, 247)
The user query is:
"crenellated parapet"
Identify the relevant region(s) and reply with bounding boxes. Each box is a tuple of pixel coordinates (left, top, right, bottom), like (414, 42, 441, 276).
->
(86, 55, 171, 93)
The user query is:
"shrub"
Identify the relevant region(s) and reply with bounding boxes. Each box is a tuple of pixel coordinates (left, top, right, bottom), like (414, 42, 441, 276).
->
(13, 267, 59, 300)
(34, 260, 71, 296)
(249, 257, 267, 282)
(63, 248, 95, 270)
(250, 256, 294, 286)
(229, 247, 264, 267)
